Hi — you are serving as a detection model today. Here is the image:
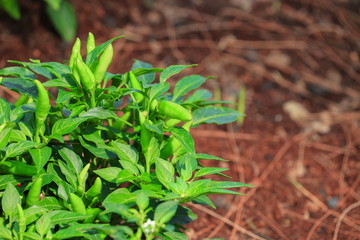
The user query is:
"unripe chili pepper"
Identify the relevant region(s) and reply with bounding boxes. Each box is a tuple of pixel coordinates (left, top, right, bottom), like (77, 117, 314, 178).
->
(97, 212, 111, 223)
(93, 43, 113, 84)
(160, 137, 182, 159)
(26, 177, 43, 207)
(77, 163, 90, 196)
(84, 208, 102, 223)
(34, 80, 50, 142)
(69, 38, 81, 69)
(14, 94, 29, 107)
(69, 193, 87, 215)
(0, 161, 38, 176)
(85, 177, 102, 199)
(127, 71, 144, 103)
(86, 32, 96, 55)
(150, 99, 159, 112)
(17, 204, 26, 239)
(158, 101, 192, 121)
(74, 56, 96, 91)
(164, 118, 182, 128)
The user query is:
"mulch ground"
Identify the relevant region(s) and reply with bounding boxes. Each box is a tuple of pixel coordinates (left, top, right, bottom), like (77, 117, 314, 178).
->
(1, 0, 360, 239)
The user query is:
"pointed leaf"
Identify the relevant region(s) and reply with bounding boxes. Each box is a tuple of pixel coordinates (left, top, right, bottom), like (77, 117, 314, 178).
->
(30, 146, 52, 171)
(160, 64, 196, 82)
(192, 106, 242, 126)
(173, 75, 207, 101)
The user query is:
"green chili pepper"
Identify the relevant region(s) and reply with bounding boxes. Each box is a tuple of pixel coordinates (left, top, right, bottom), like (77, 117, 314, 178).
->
(14, 94, 29, 107)
(69, 38, 81, 69)
(93, 43, 113, 84)
(158, 101, 192, 121)
(85, 177, 102, 199)
(86, 32, 96, 55)
(164, 118, 182, 128)
(84, 208, 102, 223)
(77, 163, 90, 196)
(160, 137, 182, 159)
(0, 161, 38, 176)
(150, 99, 159, 112)
(17, 204, 25, 240)
(97, 212, 111, 223)
(34, 80, 50, 142)
(74, 56, 96, 91)
(69, 193, 87, 215)
(127, 71, 144, 103)
(26, 177, 43, 207)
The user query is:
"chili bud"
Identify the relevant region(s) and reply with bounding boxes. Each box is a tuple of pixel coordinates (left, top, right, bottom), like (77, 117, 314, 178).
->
(69, 38, 81, 69)
(86, 32, 96, 55)
(158, 101, 192, 121)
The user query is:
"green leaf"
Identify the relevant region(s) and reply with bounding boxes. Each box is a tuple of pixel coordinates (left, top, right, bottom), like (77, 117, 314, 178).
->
(144, 137, 160, 165)
(110, 141, 138, 164)
(173, 75, 207, 101)
(0, 128, 12, 149)
(163, 231, 189, 240)
(46, 0, 77, 43)
(0, 175, 29, 190)
(23, 232, 42, 240)
(29, 146, 52, 171)
(160, 64, 196, 82)
(58, 147, 83, 175)
(154, 201, 179, 224)
(5, 140, 40, 158)
(94, 167, 122, 183)
(86, 36, 124, 68)
(79, 136, 117, 159)
(0, 77, 37, 98)
(176, 155, 197, 181)
(196, 153, 227, 161)
(135, 190, 149, 211)
(8, 129, 26, 141)
(103, 188, 136, 205)
(170, 127, 195, 156)
(155, 158, 175, 188)
(36, 213, 51, 237)
(0, 226, 12, 239)
(23, 206, 47, 225)
(0, 98, 11, 124)
(192, 195, 215, 208)
(81, 107, 118, 119)
(44, 0, 62, 10)
(192, 106, 242, 126)
(47, 210, 88, 224)
(184, 89, 212, 103)
(193, 167, 228, 179)
(149, 82, 170, 101)
(42, 78, 72, 88)
(52, 223, 106, 239)
(56, 88, 78, 104)
(50, 117, 89, 138)
(35, 197, 62, 210)
(58, 160, 77, 188)
(144, 120, 163, 135)
(0, 66, 35, 79)
(18, 122, 34, 138)
(0, 0, 20, 20)
(2, 183, 20, 218)
(131, 59, 160, 84)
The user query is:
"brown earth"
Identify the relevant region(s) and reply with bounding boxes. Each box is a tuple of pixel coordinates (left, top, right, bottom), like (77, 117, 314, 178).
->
(1, 0, 360, 239)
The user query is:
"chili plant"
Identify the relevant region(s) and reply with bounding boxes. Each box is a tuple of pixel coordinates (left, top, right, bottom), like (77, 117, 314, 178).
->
(0, 33, 252, 239)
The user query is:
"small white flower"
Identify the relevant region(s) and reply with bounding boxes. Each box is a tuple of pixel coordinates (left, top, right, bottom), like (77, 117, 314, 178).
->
(142, 218, 156, 234)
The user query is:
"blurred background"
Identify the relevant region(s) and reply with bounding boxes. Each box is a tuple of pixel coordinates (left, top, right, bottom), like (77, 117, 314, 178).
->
(1, 0, 360, 239)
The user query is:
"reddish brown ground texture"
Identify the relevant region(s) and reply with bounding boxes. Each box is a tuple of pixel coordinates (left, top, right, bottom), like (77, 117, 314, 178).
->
(1, 0, 360, 239)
